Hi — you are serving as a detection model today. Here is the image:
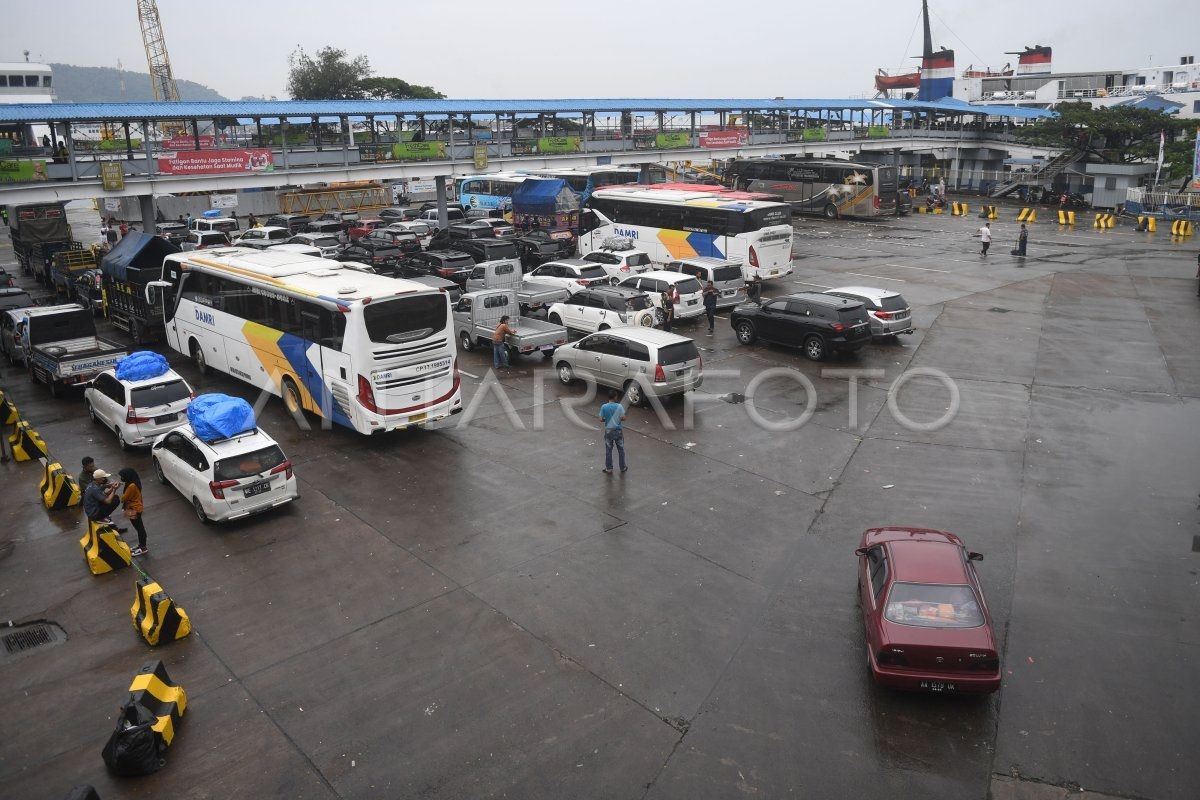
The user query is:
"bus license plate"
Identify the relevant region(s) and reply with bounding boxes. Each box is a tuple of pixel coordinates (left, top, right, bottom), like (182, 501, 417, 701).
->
(243, 481, 271, 497)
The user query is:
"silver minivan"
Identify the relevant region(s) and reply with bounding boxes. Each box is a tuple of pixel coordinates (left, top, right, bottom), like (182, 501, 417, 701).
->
(553, 327, 703, 406)
(663, 257, 746, 309)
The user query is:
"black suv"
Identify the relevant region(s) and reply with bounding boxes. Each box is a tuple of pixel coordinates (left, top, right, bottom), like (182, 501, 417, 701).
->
(338, 239, 404, 271)
(265, 214, 312, 233)
(398, 250, 476, 285)
(363, 227, 421, 254)
(455, 237, 521, 264)
(730, 291, 872, 361)
(516, 230, 573, 267)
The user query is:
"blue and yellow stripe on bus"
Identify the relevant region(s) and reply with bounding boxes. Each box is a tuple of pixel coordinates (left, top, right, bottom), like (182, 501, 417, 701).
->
(657, 230, 725, 259)
(241, 321, 353, 428)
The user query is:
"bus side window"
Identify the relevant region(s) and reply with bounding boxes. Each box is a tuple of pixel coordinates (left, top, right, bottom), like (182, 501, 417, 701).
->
(320, 308, 345, 350)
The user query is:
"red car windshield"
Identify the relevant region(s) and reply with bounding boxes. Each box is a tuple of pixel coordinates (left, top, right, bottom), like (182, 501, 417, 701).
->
(884, 583, 984, 628)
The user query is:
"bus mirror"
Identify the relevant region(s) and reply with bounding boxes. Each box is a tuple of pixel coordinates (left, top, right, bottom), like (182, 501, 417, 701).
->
(144, 280, 171, 304)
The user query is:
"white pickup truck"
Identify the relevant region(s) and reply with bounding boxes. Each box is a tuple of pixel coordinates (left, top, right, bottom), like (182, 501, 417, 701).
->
(21, 304, 129, 396)
(452, 289, 567, 360)
(463, 260, 569, 316)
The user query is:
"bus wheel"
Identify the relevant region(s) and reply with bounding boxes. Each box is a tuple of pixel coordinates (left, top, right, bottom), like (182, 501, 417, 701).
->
(823, 204, 838, 220)
(281, 376, 304, 416)
(190, 339, 210, 375)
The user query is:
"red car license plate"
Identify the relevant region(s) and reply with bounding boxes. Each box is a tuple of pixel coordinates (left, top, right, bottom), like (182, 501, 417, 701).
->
(920, 680, 955, 692)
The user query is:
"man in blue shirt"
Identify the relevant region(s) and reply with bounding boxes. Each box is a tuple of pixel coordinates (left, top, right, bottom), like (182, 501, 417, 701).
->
(82, 468, 122, 525)
(599, 389, 627, 474)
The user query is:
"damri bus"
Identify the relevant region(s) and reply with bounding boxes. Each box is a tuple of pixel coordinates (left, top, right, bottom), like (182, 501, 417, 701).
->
(579, 186, 794, 280)
(724, 158, 897, 218)
(456, 172, 527, 212)
(147, 247, 462, 434)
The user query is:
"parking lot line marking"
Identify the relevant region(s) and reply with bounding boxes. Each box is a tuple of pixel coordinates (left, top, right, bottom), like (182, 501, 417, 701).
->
(884, 263, 950, 273)
(794, 280, 833, 289)
(459, 369, 480, 379)
(843, 272, 906, 283)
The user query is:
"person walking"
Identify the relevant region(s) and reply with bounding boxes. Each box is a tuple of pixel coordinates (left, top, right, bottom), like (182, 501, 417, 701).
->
(185, 212, 193, 230)
(82, 469, 125, 530)
(746, 275, 763, 305)
(1017, 224, 1028, 257)
(599, 389, 627, 475)
(702, 280, 719, 335)
(78, 456, 96, 492)
(978, 221, 992, 256)
(492, 315, 515, 369)
(118, 467, 149, 556)
(659, 290, 674, 332)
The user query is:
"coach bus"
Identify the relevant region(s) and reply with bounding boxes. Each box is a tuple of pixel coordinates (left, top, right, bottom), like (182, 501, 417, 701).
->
(147, 247, 462, 434)
(456, 173, 527, 213)
(579, 186, 794, 280)
(724, 158, 897, 218)
(524, 166, 665, 202)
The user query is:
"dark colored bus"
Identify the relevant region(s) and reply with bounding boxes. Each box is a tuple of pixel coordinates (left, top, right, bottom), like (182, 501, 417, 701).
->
(725, 159, 897, 218)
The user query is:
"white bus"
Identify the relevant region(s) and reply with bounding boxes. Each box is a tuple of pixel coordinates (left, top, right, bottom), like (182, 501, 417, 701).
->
(149, 247, 462, 434)
(579, 186, 794, 279)
(456, 172, 527, 212)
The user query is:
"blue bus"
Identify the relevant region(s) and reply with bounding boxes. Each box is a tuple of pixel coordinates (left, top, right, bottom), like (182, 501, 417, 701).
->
(525, 166, 662, 203)
(456, 173, 527, 212)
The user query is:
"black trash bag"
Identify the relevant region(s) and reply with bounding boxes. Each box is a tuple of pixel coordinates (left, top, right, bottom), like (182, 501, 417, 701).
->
(62, 786, 101, 800)
(101, 702, 163, 776)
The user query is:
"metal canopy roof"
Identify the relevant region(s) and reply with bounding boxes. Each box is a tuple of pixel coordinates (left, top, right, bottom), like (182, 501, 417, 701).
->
(0, 97, 1056, 123)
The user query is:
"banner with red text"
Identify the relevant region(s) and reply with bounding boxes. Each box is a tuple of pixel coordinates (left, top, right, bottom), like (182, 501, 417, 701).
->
(699, 128, 749, 148)
(157, 148, 274, 175)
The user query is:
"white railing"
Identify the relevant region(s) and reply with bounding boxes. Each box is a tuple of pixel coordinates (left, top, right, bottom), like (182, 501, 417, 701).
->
(1056, 83, 1200, 100)
(1125, 187, 1200, 212)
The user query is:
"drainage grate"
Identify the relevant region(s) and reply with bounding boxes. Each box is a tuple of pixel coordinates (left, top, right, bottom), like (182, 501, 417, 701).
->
(988, 307, 1012, 314)
(1, 622, 66, 659)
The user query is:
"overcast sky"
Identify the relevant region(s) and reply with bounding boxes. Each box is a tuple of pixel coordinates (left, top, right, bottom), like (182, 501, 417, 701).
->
(1, 0, 1193, 100)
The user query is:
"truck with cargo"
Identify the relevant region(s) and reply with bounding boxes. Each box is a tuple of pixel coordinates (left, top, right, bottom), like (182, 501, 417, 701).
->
(50, 245, 100, 297)
(8, 202, 74, 286)
(452, 289, 567, 359)
(19, 304, 129, 396)
(100, 231, 181, 343)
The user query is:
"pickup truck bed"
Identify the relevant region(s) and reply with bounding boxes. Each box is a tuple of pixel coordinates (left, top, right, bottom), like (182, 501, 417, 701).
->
(518, 281, 569, 314)
(29, 335, 129, 396)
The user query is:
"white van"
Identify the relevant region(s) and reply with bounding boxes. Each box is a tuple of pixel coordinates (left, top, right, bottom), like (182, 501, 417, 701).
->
(192, 217, 241, 236)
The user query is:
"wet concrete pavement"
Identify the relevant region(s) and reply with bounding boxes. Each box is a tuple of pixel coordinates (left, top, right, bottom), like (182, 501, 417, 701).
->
(1, 204, 1197, 799)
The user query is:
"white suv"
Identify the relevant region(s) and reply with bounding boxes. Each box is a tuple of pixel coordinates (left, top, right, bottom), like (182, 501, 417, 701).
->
(522, 259, 614, 292)
(581, 248, 654, 277)
(85, 367, 194, 449)
(152, 425, 299, 523)
(547, 286, 658, 333)
(617, 270, 706, 319)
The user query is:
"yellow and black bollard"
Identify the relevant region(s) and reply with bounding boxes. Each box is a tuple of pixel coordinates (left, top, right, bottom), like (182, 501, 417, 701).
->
(131, 578, 192, 646)
(9, 420, 50, 462)
(38, 458, 81, 510)
(128, 660, 188, 749)
(0, 389, 17, 425)
(80, 519, 132, 575)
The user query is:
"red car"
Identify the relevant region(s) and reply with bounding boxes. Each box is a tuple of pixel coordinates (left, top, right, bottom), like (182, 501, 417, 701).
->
(347, 218, 385, 240)
(856, 527, 1001, 694)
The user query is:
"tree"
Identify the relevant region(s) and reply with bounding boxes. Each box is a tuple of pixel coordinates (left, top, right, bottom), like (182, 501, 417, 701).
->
(359, 77, 445, 100)
(1015, 102, 1191, 169)
(287, 46, 371, 100)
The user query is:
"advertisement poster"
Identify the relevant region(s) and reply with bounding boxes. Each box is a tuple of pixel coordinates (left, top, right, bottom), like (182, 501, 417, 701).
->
(536, 136, 581, 154)
(1192, 128, 1200, 191)
(100, 161, 125, 191)
(158, 148, 274, 175)
(210, 194, 238, 209)
(699, 129, 748, 148)
(473, 143, 488, 170)
(392, 141, 447, 160)
(655, 132, 691, 149)
(802, 128, 827, 142)
(165, 134, 216, 149)
(866, 126, 891, 139)
(0, 159, 43, 183)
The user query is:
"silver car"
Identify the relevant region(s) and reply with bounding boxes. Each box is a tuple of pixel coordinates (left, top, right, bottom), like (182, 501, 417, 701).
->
(824, 286, 914, 338)
(663, 257, 746, 309)
(553, 327, 703, 406)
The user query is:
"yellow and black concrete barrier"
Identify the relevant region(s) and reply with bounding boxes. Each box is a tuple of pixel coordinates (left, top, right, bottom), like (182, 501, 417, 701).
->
(131, 578, 192, 646)
(80, 519, 132, 575)
(978, 205, 997, 219)
(932, 205, 944, 214)
(1057, 210, 1076, 226)
(1170, 219, 1194, 236)
(1094, 213, 1116, 229)
(1136, 216, 1157, 233)
(916, 205, 928, 213)
(38, 457, 81, 510)
(951, 201, 969, 216)
(0, 389, 17, 425)
(1016, 207, 1033, 222)
(129, 660, 187, 749)
(9, 420, 49, 462)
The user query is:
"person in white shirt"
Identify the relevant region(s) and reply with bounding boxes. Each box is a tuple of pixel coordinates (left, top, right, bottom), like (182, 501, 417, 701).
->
(978, 222, 992, 256)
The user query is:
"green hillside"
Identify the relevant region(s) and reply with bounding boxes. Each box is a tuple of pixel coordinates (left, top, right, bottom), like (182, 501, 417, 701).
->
(48, 63, 227, 103)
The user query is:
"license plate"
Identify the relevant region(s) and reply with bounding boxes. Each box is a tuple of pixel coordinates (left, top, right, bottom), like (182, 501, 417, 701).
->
(722, 290, 735, 296)
(153, 413, 177, 424)
(687, 299, 697, 306)
(539, 344, 554, 350)
(770, 270, 780, 276)
(408, 412, 427, 424)
(920, 680, 955, 692)
(243, 481, 271, 497)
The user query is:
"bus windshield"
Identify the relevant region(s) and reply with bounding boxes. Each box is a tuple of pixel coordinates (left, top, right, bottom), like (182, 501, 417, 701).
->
(362, 294, 448, 344)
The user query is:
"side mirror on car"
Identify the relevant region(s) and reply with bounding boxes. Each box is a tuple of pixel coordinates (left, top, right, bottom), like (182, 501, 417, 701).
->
(968, 551, 984, 561)
(854, 547, 869, 557)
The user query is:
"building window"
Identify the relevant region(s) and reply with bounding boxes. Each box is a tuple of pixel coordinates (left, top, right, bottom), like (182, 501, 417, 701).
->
(1194, 100, 1200, 114)
(1105, 177, 1117, 190)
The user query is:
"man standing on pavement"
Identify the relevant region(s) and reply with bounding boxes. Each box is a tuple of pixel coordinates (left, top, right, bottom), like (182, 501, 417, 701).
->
(702, 280, 719, 336)
(599, 389, 627, 475)
(1017, 224, 1028, 257)
(978, 221, 992, 256)
(492, 315, 515, 369)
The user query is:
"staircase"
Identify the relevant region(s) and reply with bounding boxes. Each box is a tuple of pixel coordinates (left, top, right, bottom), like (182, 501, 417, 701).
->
(989, 149, 1084, 198)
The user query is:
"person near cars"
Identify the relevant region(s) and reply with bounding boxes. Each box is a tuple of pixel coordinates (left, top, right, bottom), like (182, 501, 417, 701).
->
(599, 389, 627, 475)
(746, 276, 763, 305)
(493, 315, 516, 369)
(978, 222, 991, 256)
(83, 469, 124, 528)
(247, 213, 259, 229)
(78, 456, 96, 492)
(118, 467, 149, 556)
(702, 281, 719, 335)
(1017, 224, 1028, 257)
(660, 290, 674, 332)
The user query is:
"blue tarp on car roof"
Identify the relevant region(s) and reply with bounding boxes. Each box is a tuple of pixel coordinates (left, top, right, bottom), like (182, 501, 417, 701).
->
(100, 231, 180, 283)
(187, 393, 256, 443)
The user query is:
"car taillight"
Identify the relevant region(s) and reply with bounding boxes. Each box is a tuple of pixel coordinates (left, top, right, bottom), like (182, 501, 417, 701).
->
(874, 310, 893, 319)
(437, 267, 456, 277)
(654, 363, 666, 382)
(620, 265, 630, 272)
(126, 405, 151, 424)
(576, 279, 589, 286)
(748, 246, 759, 268)
(968, 653, 999, 671)
(873, 195, 882, 209)
(357, 374, 378, 412)
(270, 460, 293, 480)
(877, 648, 908, 667)
(831, 322, 846, 333)
(209, 479, 238, 499)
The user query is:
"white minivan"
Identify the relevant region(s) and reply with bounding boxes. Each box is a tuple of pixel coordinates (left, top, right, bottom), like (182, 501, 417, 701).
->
(85, 367, 194, 449)
(616, 270, 705, 320)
